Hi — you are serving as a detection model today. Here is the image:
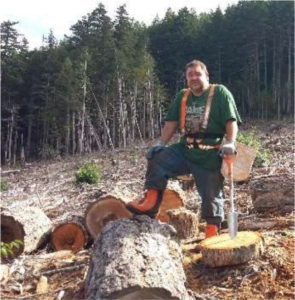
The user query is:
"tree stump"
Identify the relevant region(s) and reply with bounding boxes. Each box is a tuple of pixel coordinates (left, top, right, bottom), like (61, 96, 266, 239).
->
(200, 231, 264, 267)
(158, 180, 199, 222)
(167, 207, 199, 240)
(250, 174, 294, 214)
(50, 215, 89, 252)
(84, 215, 190, 300)
(1, 207, 52, 256)
(85, 182, 191, 239)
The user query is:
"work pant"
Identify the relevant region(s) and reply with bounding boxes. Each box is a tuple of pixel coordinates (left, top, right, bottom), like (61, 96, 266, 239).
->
(145, 146, 224, 225)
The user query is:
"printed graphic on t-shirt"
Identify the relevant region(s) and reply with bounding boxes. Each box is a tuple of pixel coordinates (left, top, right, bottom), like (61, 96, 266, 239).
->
(185, 104, 205, 133)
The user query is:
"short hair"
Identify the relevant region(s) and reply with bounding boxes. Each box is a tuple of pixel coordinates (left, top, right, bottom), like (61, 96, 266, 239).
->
(185, 60, 209, 76)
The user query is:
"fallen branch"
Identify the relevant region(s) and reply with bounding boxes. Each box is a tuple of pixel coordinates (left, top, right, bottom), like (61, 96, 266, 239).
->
(40, 263, 87, 277)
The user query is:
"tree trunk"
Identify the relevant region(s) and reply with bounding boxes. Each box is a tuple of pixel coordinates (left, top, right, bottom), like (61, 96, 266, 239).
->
(65, 106, 70, 154)
(78, 59, 87, 154)
(13, 129, 18, 165)
(1, 207, 52, 255)
(72, 111, 76, 154)
(200, 231, 264, 267)
(50, 215, 89, 253)
(26, 114, 32, 158)
(167, 207, 199, 240)
(250, 174, 294, 214)
(84, 216, 190, 300)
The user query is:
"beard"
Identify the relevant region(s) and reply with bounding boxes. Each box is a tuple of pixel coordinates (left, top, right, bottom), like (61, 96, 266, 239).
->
(189, 81, 207, 94)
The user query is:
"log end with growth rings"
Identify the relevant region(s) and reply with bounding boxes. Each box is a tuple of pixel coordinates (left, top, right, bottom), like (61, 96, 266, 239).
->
(200, 231, 264, 267)
(50, 222, 87, 253)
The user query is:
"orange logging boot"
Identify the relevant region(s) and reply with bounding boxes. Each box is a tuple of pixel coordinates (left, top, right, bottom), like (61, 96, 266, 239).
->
(126, 189, 163, 218)
(205, 224, 219, 239)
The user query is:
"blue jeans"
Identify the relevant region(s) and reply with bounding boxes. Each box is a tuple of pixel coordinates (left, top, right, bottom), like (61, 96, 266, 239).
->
(145, 146, 224, 225)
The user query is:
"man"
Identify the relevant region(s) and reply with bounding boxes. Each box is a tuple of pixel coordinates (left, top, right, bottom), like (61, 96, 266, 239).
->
(126, 59, 241, 239)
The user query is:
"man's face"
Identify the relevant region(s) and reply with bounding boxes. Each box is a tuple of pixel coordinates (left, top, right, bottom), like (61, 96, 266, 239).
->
(186, 65, 209, 92)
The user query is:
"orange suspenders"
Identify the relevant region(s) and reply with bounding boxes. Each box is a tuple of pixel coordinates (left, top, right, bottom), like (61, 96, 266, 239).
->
(180, 84, 221, 150)
(180, 84, 216, 133)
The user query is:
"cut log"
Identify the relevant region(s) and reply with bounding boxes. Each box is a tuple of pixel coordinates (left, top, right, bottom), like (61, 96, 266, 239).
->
(1, 207, 52, 256)
(84, 215, 190, 300)
(167, 207, 199, 240)
(85, 196, 133, 239)
(50, 216, 88, 252)
(200, 231, 264, 267)
(250, 173, 294, 214)
(85, 181, 198, 239)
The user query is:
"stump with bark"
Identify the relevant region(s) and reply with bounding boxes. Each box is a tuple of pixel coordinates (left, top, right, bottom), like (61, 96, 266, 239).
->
(50, 215, 89, 252)
(85, 215, 191, 300)
(250, 174, 294, 214)
(200, 231, 264, 267)
(167, 207, 199, 240)
(1, 207, 52, 256)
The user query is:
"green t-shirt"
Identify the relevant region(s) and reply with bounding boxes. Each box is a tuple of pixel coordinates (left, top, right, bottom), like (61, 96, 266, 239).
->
(164, 84, 242, 170)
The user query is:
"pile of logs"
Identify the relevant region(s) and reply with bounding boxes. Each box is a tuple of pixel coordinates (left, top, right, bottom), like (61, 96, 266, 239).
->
(1, 181, 199, 258)
(1, 179, 267, 299)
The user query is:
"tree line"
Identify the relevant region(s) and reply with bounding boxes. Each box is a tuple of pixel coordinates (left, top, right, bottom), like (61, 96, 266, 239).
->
(1, 1, 294, 165)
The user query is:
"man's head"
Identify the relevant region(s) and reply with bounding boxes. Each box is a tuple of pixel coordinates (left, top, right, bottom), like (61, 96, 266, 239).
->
(185, 60, 209, 94)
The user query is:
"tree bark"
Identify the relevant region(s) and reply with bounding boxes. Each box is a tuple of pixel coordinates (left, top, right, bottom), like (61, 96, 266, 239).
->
(250, 173, 294, 214)
(84, 215, 190, 300)
(1, 206, 52, 254)
(167, 207, 199, 240)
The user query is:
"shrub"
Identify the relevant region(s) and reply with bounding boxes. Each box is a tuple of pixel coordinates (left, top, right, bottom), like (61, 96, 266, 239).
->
(1, 239, 23, 258)
(0, 179, 8, 192)
(237, 128, 271, 167)
(76, 162, 101, 184)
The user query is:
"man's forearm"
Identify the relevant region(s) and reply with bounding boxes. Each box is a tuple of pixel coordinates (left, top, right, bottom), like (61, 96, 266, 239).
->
(159, 121, 178, 144)
(225, 119, 238, 142)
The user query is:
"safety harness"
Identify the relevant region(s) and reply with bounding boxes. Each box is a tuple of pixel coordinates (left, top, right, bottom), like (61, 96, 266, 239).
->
(180, 84, 223, 150)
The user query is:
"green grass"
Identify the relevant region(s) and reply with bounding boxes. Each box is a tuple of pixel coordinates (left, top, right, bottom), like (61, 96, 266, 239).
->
(0, 179, 8, 192)
(1, 239, 23, 258)
(75, 162, 101, 184)
(237, 128, 271, 167)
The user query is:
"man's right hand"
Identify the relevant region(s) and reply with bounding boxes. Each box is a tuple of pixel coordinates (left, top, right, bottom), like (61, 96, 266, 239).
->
(146, 141, 165, 160)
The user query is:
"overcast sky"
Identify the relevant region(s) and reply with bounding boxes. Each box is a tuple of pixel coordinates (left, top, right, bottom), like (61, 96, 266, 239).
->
(1, 0, 239, 49)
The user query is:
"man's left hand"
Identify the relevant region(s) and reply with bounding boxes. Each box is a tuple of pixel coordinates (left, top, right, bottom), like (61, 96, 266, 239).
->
(220, 140, 236, 156)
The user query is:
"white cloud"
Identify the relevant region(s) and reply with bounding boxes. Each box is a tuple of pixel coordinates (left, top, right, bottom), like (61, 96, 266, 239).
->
(1, 0, 238, 49)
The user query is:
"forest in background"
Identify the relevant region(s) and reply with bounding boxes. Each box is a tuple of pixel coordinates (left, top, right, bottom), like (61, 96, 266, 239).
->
(1, 0, 294, 165)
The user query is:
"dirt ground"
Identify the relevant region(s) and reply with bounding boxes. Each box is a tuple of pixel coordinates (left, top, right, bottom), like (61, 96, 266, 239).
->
(1, 119, 294, 299)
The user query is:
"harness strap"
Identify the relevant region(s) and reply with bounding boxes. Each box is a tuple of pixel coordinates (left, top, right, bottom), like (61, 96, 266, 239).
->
(180, 84, 216, 133)
(200, 84, 216, 131)
(185, 132, 224, 139)
(180, 88, 191, 134)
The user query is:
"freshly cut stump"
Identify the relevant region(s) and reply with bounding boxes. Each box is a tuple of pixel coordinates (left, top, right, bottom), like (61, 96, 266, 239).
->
(85, 215, 190, 300)
(85, 196, 132, 239)
(167, 207, 199, 240)
(1, 207, 52, 255)
(200, 231, 264, 267)
(50, 216, 88, 252)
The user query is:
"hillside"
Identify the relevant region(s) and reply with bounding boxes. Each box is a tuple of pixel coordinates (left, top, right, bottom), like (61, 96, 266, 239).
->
(1, 120, 294, 299)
